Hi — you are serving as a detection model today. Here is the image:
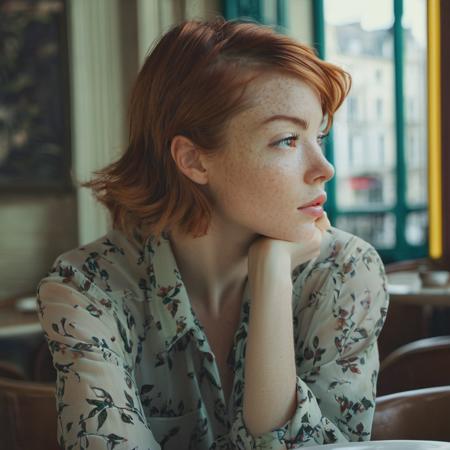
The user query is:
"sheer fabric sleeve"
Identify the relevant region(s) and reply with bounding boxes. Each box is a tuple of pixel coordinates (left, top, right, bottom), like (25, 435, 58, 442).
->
(228, 242, 389, 449)
(37, 264, 161, 450)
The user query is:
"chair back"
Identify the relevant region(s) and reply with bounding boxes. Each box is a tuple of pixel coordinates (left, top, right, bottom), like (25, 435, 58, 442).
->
(0, 376, 60, 450)
(378, 258, 436, 360)
(32, 339, 57, 382)
(384, 257, 445, 273)
(372, 385, 450, 441)
(0, 361, 26, 380)
(377, 336, 450, 396)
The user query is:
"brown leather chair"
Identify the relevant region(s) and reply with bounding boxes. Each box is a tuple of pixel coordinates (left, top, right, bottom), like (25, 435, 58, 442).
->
(377, 258, 447, 360)
(377, 336, 450, 396)
(377, 300, 428, 361)
(385, 258, 432, 273)
(0, 360, 26, 381)
(0, 376, 60, 450)
(372, 385, 450, 441)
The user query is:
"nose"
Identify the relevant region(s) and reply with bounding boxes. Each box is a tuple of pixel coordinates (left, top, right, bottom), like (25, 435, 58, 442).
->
(304, 148, 335, 184)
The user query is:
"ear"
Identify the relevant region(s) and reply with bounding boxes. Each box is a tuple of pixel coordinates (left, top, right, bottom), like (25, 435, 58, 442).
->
(170, 135, 209, 185)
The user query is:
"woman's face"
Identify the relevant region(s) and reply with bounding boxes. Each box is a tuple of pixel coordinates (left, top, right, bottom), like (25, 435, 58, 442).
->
(204, 71, 335, 242)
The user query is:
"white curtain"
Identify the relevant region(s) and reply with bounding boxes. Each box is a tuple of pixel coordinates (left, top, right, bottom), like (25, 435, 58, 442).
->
(69, 0, 221, 245)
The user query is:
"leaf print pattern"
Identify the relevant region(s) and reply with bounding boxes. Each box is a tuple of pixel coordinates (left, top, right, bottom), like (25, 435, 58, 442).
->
(157, 283, 182, 318)
(36, 227, 389, 449)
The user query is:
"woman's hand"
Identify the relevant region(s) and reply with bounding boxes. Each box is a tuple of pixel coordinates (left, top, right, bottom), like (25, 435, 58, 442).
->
(248, 212, 332, 274)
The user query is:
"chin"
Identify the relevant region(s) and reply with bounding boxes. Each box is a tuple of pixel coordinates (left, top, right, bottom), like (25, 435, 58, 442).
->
(254, 221, 318, 243)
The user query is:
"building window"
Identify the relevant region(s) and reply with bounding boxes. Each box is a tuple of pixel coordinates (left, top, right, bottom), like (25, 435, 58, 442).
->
(376, 98, 383, 119)
(375, 68, 383, 82)
(348, 97, 358, 119)
(380, 134, 385, 161)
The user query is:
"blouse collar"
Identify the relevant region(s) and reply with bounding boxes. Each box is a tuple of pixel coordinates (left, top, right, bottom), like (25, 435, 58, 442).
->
(143, 231, 251, 355)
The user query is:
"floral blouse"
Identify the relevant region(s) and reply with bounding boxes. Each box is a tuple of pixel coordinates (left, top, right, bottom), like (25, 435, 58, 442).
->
(36, 226, 389, 450)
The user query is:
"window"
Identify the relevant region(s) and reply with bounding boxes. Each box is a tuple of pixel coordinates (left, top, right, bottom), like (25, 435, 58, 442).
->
(348, 135, 355, 167)
(378, 134, 385, 163)
(317, 0, 428, 263)
(376, 98, 384, 119)
(347, 97, 358, 119)
(223, 0, 287, 32)
(375, 68, 383, 82)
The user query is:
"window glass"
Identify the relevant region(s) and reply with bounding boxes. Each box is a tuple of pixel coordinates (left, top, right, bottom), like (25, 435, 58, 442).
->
(403, 0, 428, 208)
(262, 0, 277, 24)
(336, 213, 396, 248)
(406, 211, 428, 246)
(323, 0, 396, 219)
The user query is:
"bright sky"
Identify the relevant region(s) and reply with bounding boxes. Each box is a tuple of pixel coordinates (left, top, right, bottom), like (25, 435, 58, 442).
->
(324, 0, 426, 45)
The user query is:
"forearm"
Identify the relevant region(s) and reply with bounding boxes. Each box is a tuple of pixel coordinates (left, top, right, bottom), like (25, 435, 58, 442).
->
(243, 255, 297, 438)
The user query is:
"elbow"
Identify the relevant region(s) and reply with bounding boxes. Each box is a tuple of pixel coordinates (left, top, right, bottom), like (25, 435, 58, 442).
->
(242, 406, 290, 439)
(242, 401, 273, 438)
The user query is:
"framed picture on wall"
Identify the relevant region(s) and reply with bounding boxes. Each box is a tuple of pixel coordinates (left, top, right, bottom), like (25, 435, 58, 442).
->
(0, 0, 72, 191)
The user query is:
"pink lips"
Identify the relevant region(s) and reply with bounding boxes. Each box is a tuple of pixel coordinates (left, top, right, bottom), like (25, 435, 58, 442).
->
(298, 193, 327, 218)
(298, 205, 324, 218)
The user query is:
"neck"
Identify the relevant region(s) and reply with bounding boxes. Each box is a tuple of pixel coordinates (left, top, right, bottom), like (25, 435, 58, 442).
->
(168, 219, 256, 315)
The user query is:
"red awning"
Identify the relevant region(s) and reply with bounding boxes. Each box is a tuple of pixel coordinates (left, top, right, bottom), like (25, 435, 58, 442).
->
(350, 176, 379, 190)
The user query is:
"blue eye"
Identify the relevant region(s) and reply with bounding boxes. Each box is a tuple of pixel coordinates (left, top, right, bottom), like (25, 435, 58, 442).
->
(271, 132, 329, 150)
(272, 133, 300, 149)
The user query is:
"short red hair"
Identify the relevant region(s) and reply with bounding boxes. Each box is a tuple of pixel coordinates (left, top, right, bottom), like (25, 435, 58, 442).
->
(83, 17, 351, 241)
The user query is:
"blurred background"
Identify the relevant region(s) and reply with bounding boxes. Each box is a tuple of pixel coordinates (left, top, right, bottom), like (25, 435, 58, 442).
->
(2, 1, 450, 448)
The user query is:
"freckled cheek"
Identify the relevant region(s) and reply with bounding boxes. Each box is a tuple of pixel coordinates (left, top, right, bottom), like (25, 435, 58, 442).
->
(213, 143, 301, 210)
(230, 164, 295, 211)
(263, 170, 299, 210)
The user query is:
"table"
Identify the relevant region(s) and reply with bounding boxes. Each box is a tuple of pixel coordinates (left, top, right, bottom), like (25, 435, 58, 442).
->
(388, 271, 450, 307)
(0, 297, 42, 337)
(302, 440, 450, 449)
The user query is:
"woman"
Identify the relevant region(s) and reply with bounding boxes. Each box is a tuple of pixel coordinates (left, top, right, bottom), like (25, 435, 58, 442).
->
(37, 17, 389, 450)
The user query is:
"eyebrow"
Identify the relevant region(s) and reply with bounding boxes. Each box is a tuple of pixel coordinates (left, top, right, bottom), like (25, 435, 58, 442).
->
(259, 114, 322, 130)
(258, 115, 310, 129)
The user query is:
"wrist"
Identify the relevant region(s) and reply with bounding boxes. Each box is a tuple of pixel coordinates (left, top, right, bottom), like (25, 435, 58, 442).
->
(248, 240, 290, 272)
(248, 255, 292, 298)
